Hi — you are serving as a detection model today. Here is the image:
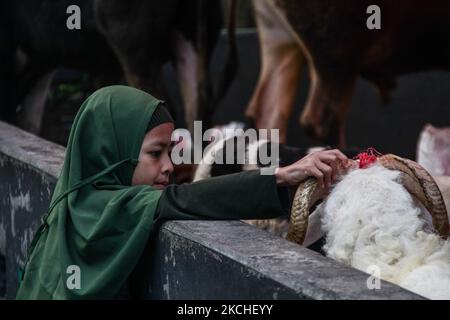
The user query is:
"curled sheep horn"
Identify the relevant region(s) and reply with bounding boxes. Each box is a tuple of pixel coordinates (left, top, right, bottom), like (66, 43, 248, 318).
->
(378, 154, 449, 237)
(286, 178, 327, 245)
(286, 154, 449, 245)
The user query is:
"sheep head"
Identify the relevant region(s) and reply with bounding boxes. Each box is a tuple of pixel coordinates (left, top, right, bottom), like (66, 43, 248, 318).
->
(286, 154, 450, 245)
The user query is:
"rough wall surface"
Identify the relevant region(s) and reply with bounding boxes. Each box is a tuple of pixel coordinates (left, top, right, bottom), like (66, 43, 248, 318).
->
(0, 121, 64, 299)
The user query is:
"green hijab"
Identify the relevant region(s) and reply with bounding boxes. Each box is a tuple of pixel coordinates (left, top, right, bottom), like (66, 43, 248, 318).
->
(16, 85, 165, 299)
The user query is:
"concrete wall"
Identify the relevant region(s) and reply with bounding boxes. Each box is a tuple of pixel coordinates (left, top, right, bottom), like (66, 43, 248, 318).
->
(0, 120, 423, 299)
(0, 121, 64, 299)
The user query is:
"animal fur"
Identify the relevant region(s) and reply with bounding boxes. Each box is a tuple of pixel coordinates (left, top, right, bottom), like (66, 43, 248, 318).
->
(320, 164, 450, 300)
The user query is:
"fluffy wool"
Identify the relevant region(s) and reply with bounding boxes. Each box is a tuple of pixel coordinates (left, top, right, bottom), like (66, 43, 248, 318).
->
(320, 164, 450, 299)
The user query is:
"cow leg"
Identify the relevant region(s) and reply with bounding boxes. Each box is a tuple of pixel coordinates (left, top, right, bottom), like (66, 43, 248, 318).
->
(97, 35, 175, 122)
(105, 44, 165, 103)
(95, 0, 177, 103)
(171, 30, 215, 134)
(11, 56, 55, 132)
(269, 0, 363, 148)
(17, 71, 56, 134)
(300, 66, 357, 148)
(246, 0, 305, 143)
(171, 0, 222, 135)
(172, 31, 200, 134)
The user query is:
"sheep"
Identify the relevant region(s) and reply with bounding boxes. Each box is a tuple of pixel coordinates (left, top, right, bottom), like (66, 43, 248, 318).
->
(192, 129, 323, 237)
(194, 139, 450, 299)
(319, 164, 450, 299)
(288, 154, 450, 299)
(192, 122, 325, 182)
(192, 125, 450, 298)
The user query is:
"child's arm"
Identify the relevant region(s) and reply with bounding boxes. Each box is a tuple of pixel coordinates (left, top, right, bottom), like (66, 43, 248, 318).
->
(155, 149, 349, 222)
(155, 170, 290, 221)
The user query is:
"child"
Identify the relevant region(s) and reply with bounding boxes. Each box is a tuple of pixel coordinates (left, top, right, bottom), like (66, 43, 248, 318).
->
(16, 85, 348, 299)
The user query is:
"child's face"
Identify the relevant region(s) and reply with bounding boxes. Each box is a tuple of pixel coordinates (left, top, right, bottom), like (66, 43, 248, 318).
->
(131, 122, 175, 189)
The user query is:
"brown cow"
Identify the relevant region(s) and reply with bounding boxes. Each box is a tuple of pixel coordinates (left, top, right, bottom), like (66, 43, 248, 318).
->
(246, 0, 450, 147)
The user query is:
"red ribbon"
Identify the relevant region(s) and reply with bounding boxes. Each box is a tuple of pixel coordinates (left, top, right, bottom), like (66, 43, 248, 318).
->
(354, 147, 383, 169)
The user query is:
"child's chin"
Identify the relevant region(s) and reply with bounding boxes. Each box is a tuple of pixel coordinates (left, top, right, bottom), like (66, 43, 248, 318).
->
(152, 184, 167, 190)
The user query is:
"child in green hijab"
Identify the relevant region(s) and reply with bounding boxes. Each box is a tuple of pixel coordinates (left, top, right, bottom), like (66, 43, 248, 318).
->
(16, 85, 348, 300)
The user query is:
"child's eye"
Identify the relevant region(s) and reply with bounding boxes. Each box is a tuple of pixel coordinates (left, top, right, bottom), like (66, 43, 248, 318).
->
(148, 150, 162, 158)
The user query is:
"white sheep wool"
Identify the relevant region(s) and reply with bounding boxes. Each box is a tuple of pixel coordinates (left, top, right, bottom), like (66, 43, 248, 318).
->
(319, 164, 450, 300)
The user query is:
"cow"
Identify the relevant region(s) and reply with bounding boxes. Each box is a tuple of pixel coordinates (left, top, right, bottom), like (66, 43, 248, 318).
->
(245, 0, 450, 147)
(1, 0, 232, 135)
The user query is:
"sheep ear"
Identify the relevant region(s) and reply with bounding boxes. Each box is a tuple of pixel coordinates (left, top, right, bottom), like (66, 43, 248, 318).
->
(379, 154, 449, 238)
(286, 178, 327, 245)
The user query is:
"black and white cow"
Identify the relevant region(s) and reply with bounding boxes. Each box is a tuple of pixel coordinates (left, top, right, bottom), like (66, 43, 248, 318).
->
(2, 0, 226, 134)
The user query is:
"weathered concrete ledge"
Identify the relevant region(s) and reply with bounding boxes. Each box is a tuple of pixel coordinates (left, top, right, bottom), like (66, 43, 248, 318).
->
(0, 120, 424, 299)
(148, 220, 424, 299)
(0, 121, 65, 299)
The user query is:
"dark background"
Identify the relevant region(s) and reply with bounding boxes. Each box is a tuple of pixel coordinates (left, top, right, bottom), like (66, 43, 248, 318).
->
(169, 30, 450, 160)
(40, 30, 450, 160)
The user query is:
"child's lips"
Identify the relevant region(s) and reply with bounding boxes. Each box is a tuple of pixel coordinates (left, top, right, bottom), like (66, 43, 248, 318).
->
(154, 181, 169, 188)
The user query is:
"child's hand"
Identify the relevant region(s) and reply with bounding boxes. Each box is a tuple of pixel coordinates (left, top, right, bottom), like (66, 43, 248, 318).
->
(275, 149, 351, 189)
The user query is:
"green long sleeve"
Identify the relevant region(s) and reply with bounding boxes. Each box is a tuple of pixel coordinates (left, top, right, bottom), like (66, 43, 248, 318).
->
(118, 170, 291, 299)
(155, 169, 290, 222)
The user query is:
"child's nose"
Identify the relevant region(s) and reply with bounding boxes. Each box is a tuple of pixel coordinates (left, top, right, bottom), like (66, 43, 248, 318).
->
(162, 154, 174, 175)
